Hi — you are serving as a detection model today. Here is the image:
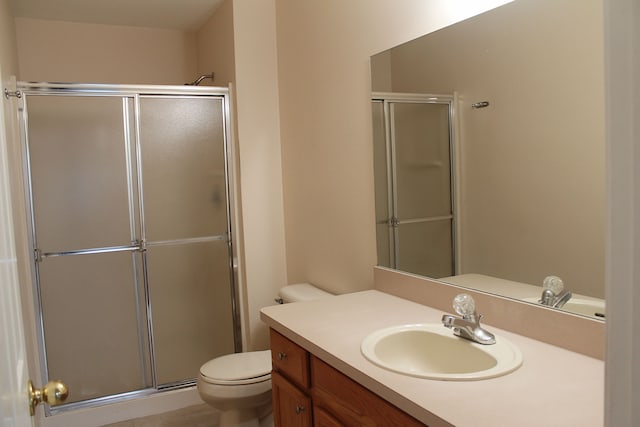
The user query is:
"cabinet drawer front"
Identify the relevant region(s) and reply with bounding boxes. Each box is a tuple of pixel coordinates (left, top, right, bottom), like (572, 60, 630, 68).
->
(270, 329, 310, 389)
(311, 356, 426, 426)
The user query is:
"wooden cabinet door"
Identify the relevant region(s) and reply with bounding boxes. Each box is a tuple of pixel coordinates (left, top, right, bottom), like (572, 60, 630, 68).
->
(311, 356, 426, 426)
(272, 370, 312, 427)
(313, 406, 346, 427)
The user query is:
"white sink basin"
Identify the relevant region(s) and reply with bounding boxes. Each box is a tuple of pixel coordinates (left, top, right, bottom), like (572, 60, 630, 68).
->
(361, 323, 522, 381)
(523, 297, 606, 318)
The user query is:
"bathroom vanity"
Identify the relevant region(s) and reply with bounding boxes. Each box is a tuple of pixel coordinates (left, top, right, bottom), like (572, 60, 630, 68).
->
(270, 328, 423, 426)
(261, 290, 603, 426)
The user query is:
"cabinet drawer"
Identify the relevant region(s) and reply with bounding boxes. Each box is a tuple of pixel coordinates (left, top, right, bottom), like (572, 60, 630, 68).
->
(270, 329, 310, 389)
(311, 356, 426, 426)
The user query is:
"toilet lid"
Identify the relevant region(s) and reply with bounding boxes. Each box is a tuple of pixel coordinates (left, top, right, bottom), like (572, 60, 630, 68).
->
(200, 350, 272, 385)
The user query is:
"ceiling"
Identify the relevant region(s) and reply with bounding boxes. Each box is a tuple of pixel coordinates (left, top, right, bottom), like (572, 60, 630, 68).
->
(10, 0, 225, 31)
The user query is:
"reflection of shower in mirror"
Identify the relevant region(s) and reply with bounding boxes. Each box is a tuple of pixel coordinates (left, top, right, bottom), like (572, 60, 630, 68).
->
(471, 101, 490, 109)
(369, 0, 605, 319)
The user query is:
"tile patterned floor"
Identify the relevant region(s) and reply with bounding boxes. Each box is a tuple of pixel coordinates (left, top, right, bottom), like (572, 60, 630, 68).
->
(101, 404, 220, 427)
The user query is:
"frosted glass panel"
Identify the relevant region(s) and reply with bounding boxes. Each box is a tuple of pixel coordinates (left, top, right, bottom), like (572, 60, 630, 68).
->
(376, 223, 392, 268)
(373, 98, 455, 275)
(22, 89, 236, 408)
(26, 95, 132, 251)
(146, 240, 234, 385)
(392, 102, 452, 220)
(397, 220, 453, 278)
(139, 97, 228, 241)
(372, 100, 389, 223)
(372, 101, 394, 268)
(38, 252, 151, 403)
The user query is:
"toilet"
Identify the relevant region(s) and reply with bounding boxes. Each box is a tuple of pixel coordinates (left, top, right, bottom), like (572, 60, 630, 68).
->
(197, 283, 332, 427)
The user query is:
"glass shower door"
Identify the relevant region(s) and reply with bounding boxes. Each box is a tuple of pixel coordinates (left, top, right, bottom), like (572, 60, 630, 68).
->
(20, 85, 238, 412)
(393, 101, 454, 278)
(372, 97, 455, 278)
(138, 96, 236, 386)
(372, 100, 393, 267)
(25, 94, 152, 403)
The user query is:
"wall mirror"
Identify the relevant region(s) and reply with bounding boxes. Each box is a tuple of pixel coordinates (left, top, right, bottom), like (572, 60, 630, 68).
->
(370, 0, 605, 320)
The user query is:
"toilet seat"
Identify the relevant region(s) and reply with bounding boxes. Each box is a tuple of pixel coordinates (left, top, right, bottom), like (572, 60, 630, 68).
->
(200, 350, 272, 386)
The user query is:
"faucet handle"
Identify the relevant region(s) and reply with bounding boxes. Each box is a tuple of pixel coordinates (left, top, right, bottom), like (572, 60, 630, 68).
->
(453, 293, 476, 318)
(543, 276, 564, 295)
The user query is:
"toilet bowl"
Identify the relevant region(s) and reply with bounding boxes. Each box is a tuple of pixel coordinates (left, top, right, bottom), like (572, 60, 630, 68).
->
(197, 283, 332, 427)
(198, 350, 272, 427)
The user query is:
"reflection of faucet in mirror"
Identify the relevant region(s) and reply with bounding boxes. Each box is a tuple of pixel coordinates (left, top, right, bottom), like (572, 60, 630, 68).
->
(539, 276, 572, 309)
(442, 294, 495, 345)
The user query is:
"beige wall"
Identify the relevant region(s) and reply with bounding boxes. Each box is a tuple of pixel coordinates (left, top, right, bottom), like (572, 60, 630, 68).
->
(231, 0, 287, 350)
(371, 0, 605, 298)
(0, 0, 17, 76)
(196, 0, 235, 86)
(274, 0, 512, 295)
(15, 18, 197, 84)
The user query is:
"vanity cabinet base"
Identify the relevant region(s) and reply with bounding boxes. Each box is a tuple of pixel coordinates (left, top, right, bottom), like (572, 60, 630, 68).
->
(311, 356, 424, 426)
(269, 329, 426, 426)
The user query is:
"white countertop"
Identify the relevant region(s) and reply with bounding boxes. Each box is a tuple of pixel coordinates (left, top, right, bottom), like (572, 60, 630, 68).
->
(260, 290, 603, 427)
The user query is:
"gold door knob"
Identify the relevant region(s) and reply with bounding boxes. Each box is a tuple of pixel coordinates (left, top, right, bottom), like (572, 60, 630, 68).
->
(28, 380, 69, 415)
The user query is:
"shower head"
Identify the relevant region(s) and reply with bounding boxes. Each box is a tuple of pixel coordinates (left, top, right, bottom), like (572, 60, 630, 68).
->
(186, 72, 215, 86)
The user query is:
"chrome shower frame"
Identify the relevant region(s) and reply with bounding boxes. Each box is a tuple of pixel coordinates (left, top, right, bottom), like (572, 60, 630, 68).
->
(15, 82, 242, 415)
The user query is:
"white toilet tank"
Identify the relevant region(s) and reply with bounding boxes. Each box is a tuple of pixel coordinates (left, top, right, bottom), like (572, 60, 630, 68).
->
(277, 283, 333, 304)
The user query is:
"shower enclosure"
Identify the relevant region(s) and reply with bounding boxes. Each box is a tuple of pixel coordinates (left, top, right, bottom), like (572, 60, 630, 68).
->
(371, 93, 456, 278)
(17, 83, 239, 413)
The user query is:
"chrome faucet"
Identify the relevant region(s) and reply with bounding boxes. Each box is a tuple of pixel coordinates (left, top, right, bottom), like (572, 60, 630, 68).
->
(539, 276, 572, 308)
(441, 294, 496, 345)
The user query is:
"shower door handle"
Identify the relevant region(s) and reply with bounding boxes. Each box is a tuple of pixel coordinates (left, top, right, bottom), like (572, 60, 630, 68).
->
(36, 242, 145, 261)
